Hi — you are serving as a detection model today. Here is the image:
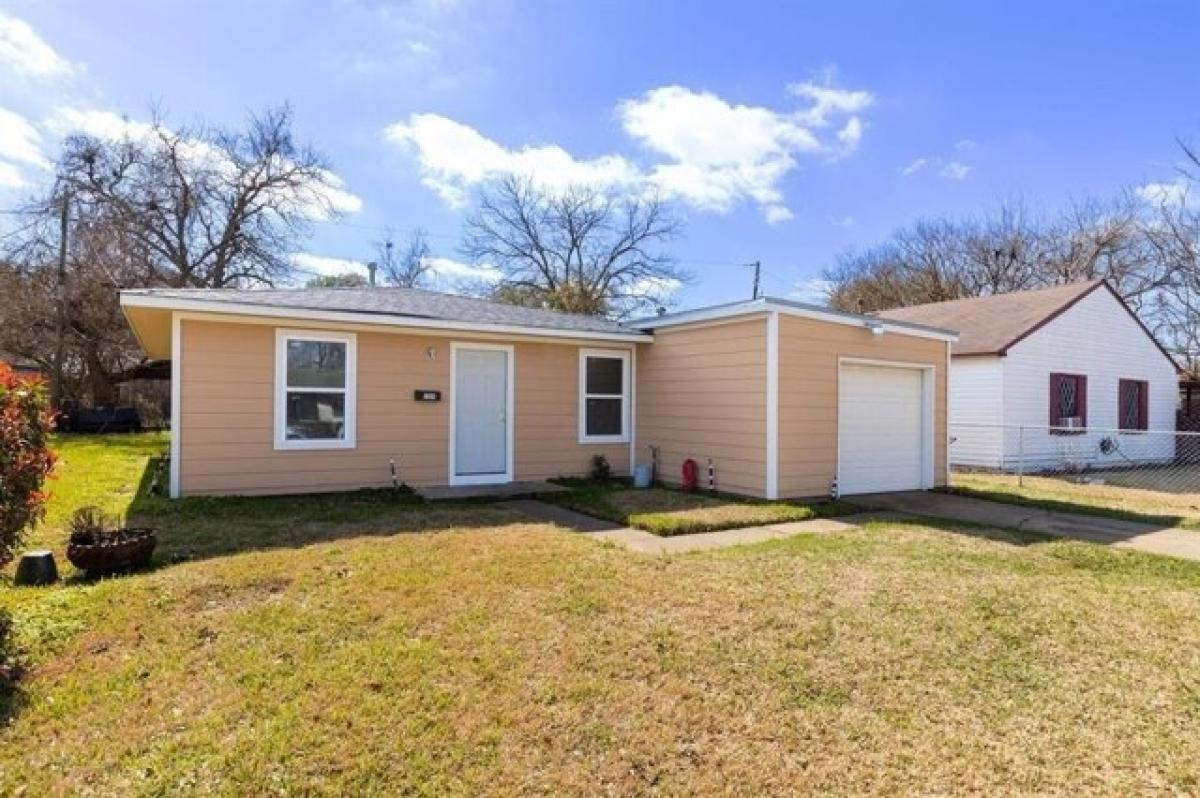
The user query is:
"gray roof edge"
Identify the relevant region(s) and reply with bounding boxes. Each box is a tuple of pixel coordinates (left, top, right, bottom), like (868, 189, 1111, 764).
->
(633, 295, 958, 339)
(120, 288, 652, 339)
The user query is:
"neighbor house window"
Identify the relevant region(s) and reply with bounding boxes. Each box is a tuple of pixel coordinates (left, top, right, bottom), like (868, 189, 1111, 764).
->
(1118, 379, 1148, 432)
(579, 350, 631, 443)
(1049, 372, 1087, 432)
(275, 330, 356, 450)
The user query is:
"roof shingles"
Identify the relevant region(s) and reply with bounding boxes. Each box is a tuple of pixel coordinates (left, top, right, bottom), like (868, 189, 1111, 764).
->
(876, 280, 1104, 355)
(127, 286, 638, 336)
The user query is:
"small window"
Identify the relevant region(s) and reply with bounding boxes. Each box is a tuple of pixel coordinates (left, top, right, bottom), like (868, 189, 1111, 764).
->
(1049, 373, 1087, 433)
(1118, 379, 1148, 432)
(275, 331, 356, 450)
(579, 350, 630, 443)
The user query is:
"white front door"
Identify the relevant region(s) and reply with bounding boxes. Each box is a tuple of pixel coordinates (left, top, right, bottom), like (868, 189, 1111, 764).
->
(838, 363, 929, 495)
(452, 346, 511, 483)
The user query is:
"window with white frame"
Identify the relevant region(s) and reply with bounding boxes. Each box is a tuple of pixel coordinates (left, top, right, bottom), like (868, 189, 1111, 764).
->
(579, 350, 630, 443)
(275, 330, 356, 449)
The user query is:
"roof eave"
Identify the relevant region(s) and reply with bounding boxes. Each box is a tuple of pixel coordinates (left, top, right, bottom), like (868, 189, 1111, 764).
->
(118, 292, 653, 343)
(634, 296, 958, 342)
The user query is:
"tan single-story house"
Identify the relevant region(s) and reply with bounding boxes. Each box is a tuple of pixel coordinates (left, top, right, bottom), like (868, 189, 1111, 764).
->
(120, 287, 956, 500)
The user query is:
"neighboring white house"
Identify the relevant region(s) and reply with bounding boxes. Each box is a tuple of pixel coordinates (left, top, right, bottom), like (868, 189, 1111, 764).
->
(880, 280, 1180, 472)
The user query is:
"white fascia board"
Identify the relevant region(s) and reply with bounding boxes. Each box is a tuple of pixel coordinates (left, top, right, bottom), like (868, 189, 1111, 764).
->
(635, 297, 958, 343)
(119, 293, 652, 344)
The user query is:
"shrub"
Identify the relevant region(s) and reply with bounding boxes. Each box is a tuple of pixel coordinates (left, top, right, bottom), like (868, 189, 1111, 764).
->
(589, 454, 612, 483)
(67, 506, 115, 546)
(0, 363, 56, 566)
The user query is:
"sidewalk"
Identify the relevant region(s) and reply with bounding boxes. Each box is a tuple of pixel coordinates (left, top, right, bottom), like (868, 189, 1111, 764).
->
(506, 499, 862, 554)
(856, 491, 1200, 562)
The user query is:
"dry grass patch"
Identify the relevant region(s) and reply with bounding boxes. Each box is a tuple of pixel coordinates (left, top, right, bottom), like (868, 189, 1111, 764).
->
(952, 471, 1200, 529)
(547, 486, 843, 535)
(3, 516, 1200, 793)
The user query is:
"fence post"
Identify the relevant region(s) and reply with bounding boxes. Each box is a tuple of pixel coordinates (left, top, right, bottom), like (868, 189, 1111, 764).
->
(1017, 424, 1025, 487)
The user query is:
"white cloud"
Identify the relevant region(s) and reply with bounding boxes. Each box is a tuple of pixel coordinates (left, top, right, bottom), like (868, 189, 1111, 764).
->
(791, 276, 834, 304)
(955, 138, 977, 152)
(829, 215, 855, 228)
(1137, 178, 1190, 207)
(939, 161, 971, 180)
(901, 156, 972, 180)
(43, 106, 156, 141)
(387, 79, 874, 223)
(0, 107, 49, 168)
(384, 113, 640, 208)
(0, 161, 28, 189)
(836, 117, 864, 151)
(787, 81, 874, 127)
(621, 84, 866, 219)
(423, 255, 501, 284)
(629, 275, 682, 298)
(0, 12, 74, 79)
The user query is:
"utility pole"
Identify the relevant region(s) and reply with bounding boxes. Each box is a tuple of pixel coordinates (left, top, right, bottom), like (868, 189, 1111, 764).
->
(750, 260, 762, 300)
(50, 188, 69, 410)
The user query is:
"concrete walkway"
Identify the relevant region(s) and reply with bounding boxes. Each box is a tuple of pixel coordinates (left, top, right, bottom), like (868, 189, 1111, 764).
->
(506, 499, 861, 554)
(856, 491, 1200, 562)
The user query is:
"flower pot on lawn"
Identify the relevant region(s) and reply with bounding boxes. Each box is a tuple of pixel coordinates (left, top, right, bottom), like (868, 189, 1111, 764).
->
(67, 528, 156, 574)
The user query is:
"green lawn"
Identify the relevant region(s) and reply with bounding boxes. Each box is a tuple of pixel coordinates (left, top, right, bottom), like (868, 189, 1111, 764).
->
(3, 436, 1200, 792)
(950, 470, 1200, 529)
(545, 482, 849, 535)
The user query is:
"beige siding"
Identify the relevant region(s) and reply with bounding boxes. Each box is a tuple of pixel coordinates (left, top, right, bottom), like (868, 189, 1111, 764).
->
(636, 318, 768, 497)
(178, 319, 631, 496)
(777, 315, 949, 498)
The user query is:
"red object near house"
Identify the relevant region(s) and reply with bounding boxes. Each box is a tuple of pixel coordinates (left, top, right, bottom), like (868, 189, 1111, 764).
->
(681, 458, 699, 491)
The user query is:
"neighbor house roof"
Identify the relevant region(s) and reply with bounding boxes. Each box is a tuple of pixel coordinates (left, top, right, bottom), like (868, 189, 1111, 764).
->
(877, 280, 1108, 356)
(876, 279, 1178, 368)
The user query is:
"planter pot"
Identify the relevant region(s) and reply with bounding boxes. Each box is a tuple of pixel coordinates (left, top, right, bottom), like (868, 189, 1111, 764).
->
(67, 528, 157, 574)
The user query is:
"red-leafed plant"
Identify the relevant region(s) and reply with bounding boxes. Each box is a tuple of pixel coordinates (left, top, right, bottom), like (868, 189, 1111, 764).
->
(0, 363, 56, 567)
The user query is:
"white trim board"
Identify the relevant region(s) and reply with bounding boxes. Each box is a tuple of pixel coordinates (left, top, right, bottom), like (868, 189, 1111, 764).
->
(448, 342, 516, 486)
(765, 312, 779, 499)
(634, 297, 958, 343)
(169, 313, 181, 498)
(121, 293, 651, 344)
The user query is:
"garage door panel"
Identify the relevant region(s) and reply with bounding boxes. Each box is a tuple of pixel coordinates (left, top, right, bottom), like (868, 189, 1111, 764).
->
(838, 364, 927, 495)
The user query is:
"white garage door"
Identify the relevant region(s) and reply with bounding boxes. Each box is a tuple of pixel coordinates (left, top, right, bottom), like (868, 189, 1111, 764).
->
(838, 364, 928, 495)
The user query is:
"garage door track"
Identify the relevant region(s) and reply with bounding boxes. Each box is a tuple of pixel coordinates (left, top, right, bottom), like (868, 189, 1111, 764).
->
(856, 491, 1200, 562)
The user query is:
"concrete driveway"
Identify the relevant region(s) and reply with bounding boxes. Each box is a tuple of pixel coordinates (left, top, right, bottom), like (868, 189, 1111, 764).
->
(856, 491, 1200, 562)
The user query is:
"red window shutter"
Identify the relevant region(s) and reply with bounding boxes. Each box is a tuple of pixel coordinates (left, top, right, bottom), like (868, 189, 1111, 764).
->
(1078, 375, 1088, 427)
(1049, 374, 1062, 425)
(1139, 381, 1148, 430)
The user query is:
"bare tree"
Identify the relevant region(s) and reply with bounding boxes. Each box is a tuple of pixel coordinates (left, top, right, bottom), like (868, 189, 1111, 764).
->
(374, 227, 431, 288)
(55, 104, 344, 288)
(823, 192, 1196, 365)
(462, 176, 685, 318)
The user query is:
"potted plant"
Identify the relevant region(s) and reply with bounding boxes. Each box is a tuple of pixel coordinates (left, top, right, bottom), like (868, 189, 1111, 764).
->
(65, 507, 156, 574)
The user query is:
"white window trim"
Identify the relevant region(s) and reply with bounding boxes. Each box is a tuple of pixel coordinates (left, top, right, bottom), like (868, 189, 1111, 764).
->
(274, 329, 357, 451)
(579, 348, 631, 444)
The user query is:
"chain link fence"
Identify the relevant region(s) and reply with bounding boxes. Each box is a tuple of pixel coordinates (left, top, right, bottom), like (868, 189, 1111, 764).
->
(949, 421, 1200, 520)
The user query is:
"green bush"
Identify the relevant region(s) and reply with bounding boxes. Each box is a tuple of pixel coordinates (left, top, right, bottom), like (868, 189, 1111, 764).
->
(589, 454, 612, 483)
(0, 363, 57, 566)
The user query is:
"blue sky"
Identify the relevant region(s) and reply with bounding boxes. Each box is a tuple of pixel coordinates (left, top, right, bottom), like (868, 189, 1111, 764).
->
(2, 0, 1198, 307)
